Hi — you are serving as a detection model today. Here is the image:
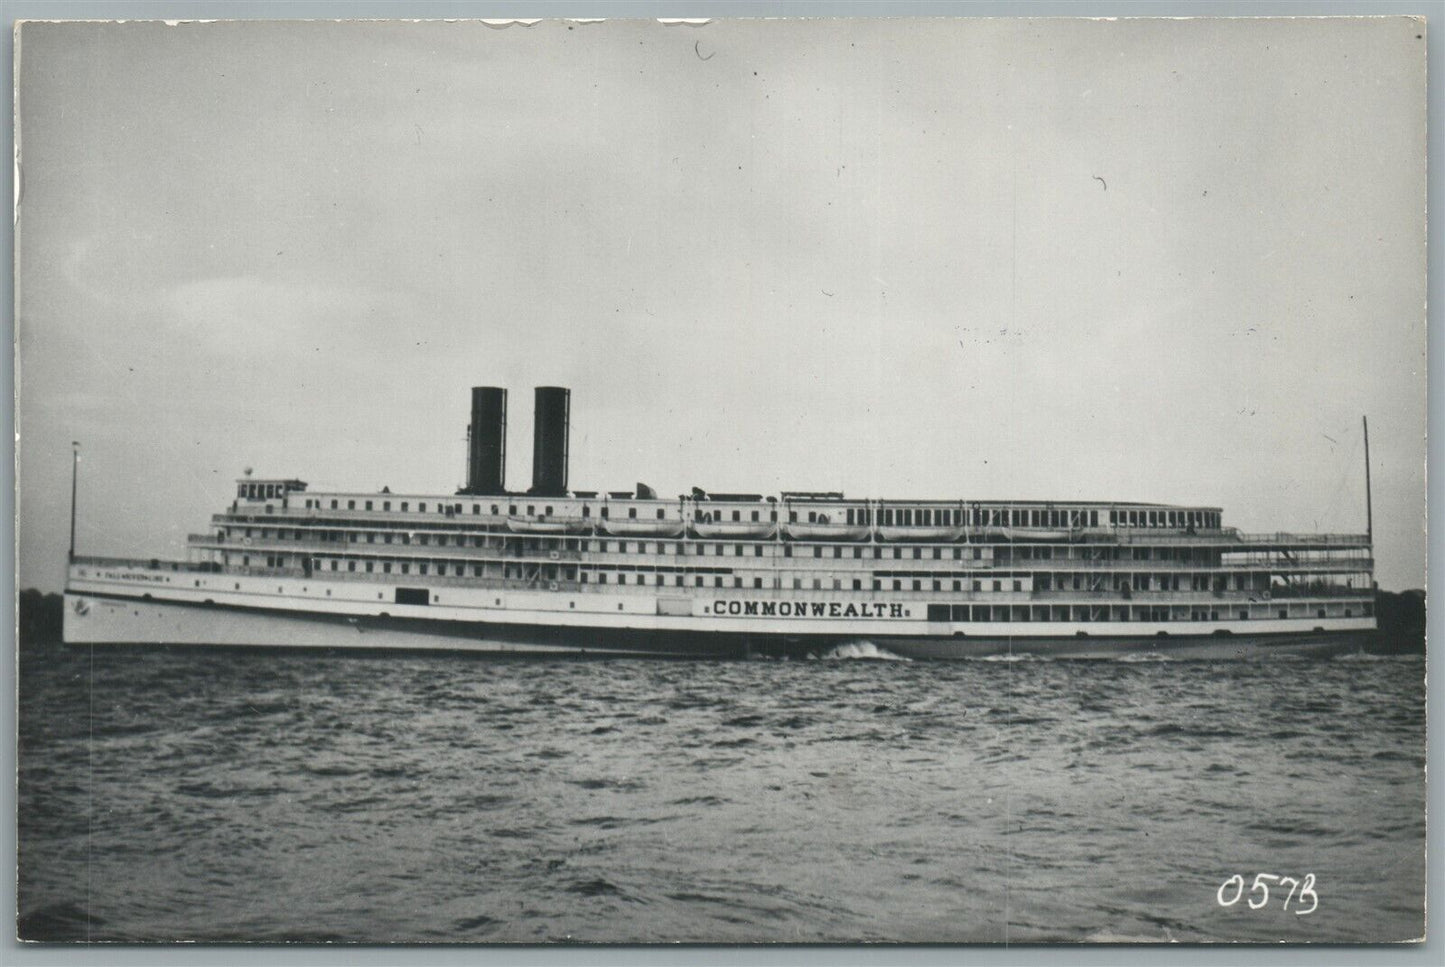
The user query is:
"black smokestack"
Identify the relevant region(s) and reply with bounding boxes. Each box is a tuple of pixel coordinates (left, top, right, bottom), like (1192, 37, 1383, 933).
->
(531, 386, 570, 496)
(466, 387, 507, 495)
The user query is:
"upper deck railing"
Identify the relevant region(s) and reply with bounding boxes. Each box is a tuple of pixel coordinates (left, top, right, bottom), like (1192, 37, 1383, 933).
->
(1233, 532, 1371, 546)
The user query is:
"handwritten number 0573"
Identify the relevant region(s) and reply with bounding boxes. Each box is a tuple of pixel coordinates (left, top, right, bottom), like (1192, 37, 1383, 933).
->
(1217, 873, 1317, 915)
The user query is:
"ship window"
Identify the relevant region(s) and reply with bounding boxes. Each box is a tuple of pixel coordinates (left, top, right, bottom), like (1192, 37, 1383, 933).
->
(893, 580, 902, 590)
(784, 546, 792, 557)
(833, 547, 842, 559)
(599, 574, 608, 584)
(814, 547, 822, 558)
(789, 511, 798, 523)
(365, 501, 373, 511)
(794, 578, 803, 589)
(675, 575, 684, 586)
(873, 579, 881, 590)
(618, 574, 626, 585)
(755, 546, 763, 557)
(750, 510, 760, 522)
(382, 563, 392, 574)
(715, 577, 723, 588)
(733, 544, 742, 555)
(601, 507, 609, 519)
(651, 508, 662, 520)
(911, 580, 921, 591)
(852, 579, 861, 590)
(347, 561, 356, 572)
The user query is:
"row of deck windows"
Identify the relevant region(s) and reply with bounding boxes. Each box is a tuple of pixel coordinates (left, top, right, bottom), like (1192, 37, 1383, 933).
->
(924, 604, 1359, 622)
(1109, 508, 1220, 529)
(224, 531, 1360, 582)
(240, 482, 294, 500)
(292, 497, 1216, 531)
(280, 554, 1346, 597)
(227, 525, 1246, 564)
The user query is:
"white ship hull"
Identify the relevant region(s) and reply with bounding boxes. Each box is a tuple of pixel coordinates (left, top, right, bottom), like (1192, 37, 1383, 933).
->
(64, 562, 1377, 660)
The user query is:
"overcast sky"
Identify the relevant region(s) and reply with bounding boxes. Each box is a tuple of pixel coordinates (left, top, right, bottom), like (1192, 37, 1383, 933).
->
(16, 16, 1427, 592)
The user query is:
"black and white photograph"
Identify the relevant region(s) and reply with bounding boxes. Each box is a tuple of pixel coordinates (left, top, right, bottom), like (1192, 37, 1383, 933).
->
(13, 12, 1428, 945)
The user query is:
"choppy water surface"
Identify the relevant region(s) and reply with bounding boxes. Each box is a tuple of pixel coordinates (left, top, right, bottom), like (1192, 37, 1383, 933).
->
(18, 645, 1425, 943)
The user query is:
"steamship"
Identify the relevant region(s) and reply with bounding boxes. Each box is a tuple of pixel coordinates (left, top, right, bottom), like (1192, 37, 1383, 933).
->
(63, 387, 1378, 659)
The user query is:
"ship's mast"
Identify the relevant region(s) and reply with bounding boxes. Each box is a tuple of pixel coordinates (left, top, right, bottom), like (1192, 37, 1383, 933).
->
(68, 441, 79, 562)
(1362, 416, 1373, 545)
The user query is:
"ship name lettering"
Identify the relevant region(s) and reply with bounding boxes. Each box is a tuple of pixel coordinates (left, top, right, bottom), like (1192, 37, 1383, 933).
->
(709, 600, 908, 619)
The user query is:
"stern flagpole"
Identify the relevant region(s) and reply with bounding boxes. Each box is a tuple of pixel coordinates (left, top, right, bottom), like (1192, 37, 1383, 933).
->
(1362, 416, 1373, 546)
(68, 441, 79, 562)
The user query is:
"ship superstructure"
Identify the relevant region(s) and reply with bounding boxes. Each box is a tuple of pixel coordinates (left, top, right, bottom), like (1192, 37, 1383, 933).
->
(64, 387, 1377, 658)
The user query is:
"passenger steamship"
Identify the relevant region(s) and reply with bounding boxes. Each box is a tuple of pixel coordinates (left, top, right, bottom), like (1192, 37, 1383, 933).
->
(64, 387, 1378, 658)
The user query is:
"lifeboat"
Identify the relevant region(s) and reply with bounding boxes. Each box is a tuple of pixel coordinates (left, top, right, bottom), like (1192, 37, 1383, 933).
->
(988, 527, 1075, 542)
(784, 521, 871, 541)
(875, 525, 963, 542)
(690, 513, 777, 539)
(506, 515, 590, 535)
(599, 518, 685, 538)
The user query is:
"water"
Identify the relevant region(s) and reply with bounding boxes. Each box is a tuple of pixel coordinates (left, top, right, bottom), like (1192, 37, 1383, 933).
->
(17, 643, 1425, 943)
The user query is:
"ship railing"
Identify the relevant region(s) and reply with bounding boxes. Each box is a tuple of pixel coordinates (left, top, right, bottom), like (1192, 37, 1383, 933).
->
(209, 511, 525, 535)
(1232, 532, 1371, 546)
(70, 555, 222, 574)
(191, 532, 583, 560)
(1029, 587, 1371, 602)
(1108, 527, 1235, 543)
